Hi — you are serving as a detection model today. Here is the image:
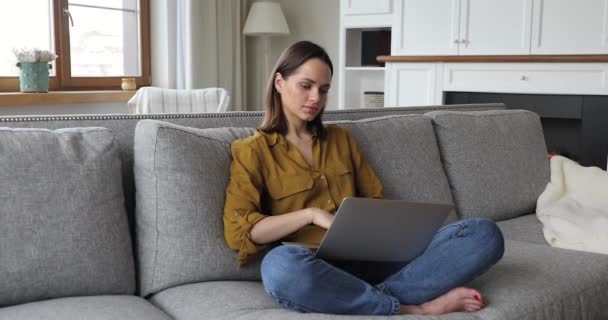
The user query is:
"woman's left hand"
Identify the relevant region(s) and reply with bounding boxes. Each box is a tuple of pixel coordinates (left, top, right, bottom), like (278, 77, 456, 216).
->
(308, 208, 335, 229)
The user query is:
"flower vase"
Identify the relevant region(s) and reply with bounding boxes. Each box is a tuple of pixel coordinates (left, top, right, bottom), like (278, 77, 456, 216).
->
(17, 62, 51, 93)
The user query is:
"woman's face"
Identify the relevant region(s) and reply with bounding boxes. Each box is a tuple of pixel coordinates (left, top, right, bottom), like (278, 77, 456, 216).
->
(275, 58, 332, 125)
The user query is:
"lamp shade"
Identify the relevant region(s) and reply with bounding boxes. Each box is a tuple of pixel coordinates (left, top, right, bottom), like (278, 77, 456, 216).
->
(243, 2, 290, 36)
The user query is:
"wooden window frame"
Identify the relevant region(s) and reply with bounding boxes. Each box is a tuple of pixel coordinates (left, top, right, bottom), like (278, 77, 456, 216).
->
(0, 0, 150, 92)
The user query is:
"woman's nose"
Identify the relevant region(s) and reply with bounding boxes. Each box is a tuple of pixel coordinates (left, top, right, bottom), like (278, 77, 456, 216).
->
(309, 88, 320, 103)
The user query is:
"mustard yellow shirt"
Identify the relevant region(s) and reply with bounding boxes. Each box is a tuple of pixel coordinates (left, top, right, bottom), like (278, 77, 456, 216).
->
(223, 125, 383, 266)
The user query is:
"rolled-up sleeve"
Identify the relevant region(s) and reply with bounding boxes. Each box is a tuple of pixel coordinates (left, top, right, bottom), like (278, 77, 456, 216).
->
(223, 140, 268, 267)
(345, 131, 384, 199)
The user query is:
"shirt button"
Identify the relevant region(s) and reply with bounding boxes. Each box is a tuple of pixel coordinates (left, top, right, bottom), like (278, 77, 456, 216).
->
(327, 199, 332, 204)
(320, 175, 326, 180)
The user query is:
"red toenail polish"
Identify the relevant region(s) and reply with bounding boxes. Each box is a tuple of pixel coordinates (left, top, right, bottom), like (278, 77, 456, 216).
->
(474, 295, 481, 301)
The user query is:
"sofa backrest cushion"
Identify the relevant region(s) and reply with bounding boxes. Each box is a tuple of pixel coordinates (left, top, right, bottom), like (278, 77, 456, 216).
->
(330, 115, 456, 221)
(134, 115, 454, 296)
(426, 110, 550, 221)
(0, 127, 135, 307)
(0, 103, 505, 246)
(134, 120, 258, 297)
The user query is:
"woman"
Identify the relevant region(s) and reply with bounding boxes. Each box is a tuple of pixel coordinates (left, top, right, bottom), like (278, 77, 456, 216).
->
(223, 41, 504, 316)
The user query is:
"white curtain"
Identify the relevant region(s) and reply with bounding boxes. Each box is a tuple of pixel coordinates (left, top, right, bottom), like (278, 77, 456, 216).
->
(160, 0, 247, 111)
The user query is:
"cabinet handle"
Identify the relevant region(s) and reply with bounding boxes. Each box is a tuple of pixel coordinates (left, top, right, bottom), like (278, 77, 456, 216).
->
(453, 39, 460, 44)
(461, 39, 469, 45)
(521, 75, 528, 81)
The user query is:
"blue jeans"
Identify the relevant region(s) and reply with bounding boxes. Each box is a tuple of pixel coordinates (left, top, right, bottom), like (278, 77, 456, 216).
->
(261, 218, 505, 315)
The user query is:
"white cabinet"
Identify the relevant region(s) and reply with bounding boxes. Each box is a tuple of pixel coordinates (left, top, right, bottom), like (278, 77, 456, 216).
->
(531, 0, 608, 54)
(384, 62, 608, 107)
(392, 0, 459, 55)
(459, 0, 532, 55)
(340, 0, 393, 27)
(393, 0, 532, 55)
(384, 63, 443, 106)
(443, 63, 608, 95)
(343, 0, 392, 15)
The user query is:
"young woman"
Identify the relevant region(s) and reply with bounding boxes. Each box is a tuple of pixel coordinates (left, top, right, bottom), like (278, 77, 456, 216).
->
(223, 41, 504, 316)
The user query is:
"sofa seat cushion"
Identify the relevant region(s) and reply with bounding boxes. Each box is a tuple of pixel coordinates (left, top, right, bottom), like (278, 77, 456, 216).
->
(426, 110, 550, 221)
(0, 127, 134, 307)
(150, 281, 475, 320)
(496, 214, 547, 245)
(471, 240, 608, 320)
(150, 240, 608, 320)
(0, 296, 171, 320)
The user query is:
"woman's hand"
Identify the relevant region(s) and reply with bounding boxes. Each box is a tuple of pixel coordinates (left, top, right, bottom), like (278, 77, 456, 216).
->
(308, 208, 335, 229)
(249, 207, 334, 245)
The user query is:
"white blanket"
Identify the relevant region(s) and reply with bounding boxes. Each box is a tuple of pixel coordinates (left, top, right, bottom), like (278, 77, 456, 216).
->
(536, 155, 608, 254)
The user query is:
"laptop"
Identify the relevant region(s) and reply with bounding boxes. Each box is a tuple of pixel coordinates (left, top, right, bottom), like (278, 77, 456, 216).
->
(284, 197, 452, 262)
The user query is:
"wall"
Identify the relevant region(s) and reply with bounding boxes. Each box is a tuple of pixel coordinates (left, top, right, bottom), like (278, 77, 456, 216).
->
(246, 0, 340, 110)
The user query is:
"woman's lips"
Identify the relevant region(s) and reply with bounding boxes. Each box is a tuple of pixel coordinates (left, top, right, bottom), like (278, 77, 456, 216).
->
(304, 106, 319, 113)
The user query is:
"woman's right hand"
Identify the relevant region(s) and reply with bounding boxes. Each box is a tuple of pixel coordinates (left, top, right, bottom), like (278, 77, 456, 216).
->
(308, 208, 335, 229)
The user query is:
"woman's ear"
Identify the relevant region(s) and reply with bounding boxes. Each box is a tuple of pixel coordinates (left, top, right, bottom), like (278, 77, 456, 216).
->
(274, 73, 284, 93)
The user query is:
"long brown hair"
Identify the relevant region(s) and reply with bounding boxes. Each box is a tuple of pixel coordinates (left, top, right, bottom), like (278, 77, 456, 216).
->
(259, 41, 334, 139)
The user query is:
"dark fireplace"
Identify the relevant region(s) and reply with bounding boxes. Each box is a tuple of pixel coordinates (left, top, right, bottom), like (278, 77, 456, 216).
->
(445, 92, 608, 170)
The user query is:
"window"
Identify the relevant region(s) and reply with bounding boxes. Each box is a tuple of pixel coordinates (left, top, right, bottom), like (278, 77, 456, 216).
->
(0, 0, 150, 92)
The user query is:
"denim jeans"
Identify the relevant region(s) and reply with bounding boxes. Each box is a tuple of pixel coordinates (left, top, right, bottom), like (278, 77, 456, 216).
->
(261, 218, 505, 315)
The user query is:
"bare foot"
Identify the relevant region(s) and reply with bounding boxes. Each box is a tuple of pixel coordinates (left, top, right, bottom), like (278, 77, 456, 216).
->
(400, 287, 486, 315)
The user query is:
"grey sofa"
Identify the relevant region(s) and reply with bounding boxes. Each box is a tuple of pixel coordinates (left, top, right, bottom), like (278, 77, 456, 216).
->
(1, 103, 607, 320)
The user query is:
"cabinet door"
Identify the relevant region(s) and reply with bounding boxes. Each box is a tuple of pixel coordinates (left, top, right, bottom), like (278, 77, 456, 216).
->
(392, 0, 460, 55)
(385, 63, 441, 106)
(443, 63, 608, 95)
(531, 0, 608, 54)
(459, 0, 532, 55)
(343, 0, 392, 15)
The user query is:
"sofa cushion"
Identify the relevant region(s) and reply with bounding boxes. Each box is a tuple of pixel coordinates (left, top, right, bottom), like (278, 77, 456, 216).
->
(0, 296, 171, 320)
(426, 110, 550, 221)
(150, 281, 475, 320)
(149, 240, 608, 320)
(331, 115, 456, 222)
(0, 127, 134, 307)
(135, 115, 455, 297)
(470, 240, 608, 320)
(496, 214, 547, 245)
(134, 120, 258, 297)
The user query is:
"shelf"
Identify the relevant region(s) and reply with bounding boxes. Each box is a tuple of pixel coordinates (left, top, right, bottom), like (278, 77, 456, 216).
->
(0, 90, 135, 106)
(345, 66, 385, 71)
(377, 55, 608, 63)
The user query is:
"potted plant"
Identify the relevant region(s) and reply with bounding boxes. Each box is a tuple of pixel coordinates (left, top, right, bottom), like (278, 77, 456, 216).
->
(12, 48, 58, 93)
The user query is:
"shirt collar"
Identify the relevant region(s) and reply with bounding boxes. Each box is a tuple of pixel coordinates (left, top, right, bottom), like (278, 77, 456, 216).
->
(257, 130, 282, 147)
(257, 128, 319, 148)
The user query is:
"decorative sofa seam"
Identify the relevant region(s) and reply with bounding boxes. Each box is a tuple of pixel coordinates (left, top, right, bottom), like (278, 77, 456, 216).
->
(0, 103, 505, 122)
(156, 126, 237, 145)
(427, 110, 535, 118)
(326, 114, 421, 124)
(150, 125, 161, 293)
(0, 127, 113, 134)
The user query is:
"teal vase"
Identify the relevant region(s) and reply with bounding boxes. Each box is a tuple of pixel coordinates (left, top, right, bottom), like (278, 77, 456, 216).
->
(18, 63, 50, 93)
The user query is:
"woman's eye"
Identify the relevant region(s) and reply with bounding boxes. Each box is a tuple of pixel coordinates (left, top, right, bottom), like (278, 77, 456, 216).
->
(300, 84, 311, 90)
